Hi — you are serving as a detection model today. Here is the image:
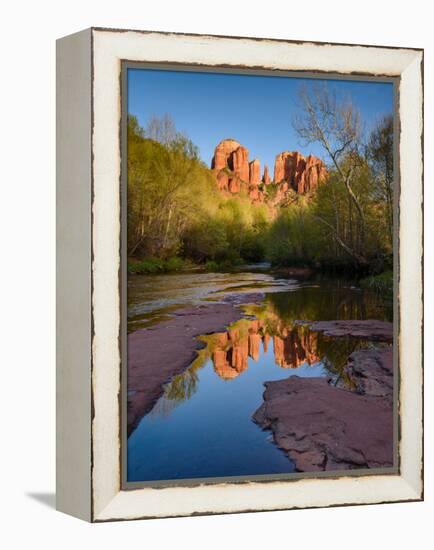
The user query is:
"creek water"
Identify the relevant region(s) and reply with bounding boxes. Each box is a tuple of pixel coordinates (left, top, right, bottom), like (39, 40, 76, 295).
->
(127, 270, 392, 483)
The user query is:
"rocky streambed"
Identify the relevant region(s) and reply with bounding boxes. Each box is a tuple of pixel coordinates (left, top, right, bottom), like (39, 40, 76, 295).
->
(253, 320, 394, 472)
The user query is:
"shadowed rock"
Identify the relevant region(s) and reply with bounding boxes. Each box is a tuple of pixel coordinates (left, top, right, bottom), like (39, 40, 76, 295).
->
(345, 348, 393, 400)
(262, 164, 271, 185)
(309, 319, 393, 342)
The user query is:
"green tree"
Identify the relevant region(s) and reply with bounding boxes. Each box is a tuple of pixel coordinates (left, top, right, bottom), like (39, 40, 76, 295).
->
(366, 115, 394, 249)
(293, 83, 368, 266)
(127, 115, 216, 259)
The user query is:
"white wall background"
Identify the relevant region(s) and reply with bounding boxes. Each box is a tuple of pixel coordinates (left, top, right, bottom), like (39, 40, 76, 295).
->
(1, 0, 431, 547)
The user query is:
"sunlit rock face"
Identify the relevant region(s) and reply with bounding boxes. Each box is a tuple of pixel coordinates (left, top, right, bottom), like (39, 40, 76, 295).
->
(211, 140, 327, 205)
(249, 159, 261, 186)
(262, 165, 271, 185)
(212, 139, 250, 181)
(212, 139, 252, 198)
(212, 328, 249, 380)
(274, 151, 327, 194)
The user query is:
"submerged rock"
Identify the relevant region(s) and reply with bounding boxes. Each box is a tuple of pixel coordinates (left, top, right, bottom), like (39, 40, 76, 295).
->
(253, 347, 394, 472)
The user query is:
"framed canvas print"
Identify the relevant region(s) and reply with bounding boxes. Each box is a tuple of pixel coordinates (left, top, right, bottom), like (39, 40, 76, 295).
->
(56, 28, 424, 522)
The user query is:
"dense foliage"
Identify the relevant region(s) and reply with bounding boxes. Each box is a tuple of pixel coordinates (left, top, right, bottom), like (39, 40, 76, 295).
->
(127, 106, 394, 275)
(127, 114, 271, 270)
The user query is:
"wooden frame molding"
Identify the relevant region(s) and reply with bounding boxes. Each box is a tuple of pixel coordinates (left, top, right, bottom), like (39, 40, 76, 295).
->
(56, 27, 423, 522)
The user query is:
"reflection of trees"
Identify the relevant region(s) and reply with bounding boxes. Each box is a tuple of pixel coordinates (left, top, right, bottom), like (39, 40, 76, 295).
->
(161, 338, 211, 404)
(165, 367, 200, 402)
(264, 284, 392, 325)
(315, 334, 368, 388)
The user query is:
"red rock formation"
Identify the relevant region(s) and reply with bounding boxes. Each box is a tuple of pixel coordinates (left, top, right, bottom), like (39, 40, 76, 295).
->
(211, 140, 327, 204)
(212, 139, 250, 182)
(228, 176, 241, 194)
(248, 186, 263, 203)
(249, 159, 261, 186)
(216, 170, 229, 192)
(210, 316, 323, 378)
(233, 147, 250, 182)
(274, 151, 327, 194)
(262, 165, 271, 185)
(248, 320, 263, 361)
(263, 333, 270, 353)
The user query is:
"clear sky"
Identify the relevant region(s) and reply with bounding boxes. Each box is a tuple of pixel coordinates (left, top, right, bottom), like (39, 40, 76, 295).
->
(128, 68, 394, 173)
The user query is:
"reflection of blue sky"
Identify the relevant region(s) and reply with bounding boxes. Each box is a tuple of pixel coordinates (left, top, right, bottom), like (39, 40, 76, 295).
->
(128, 68, 394, 171)
(127, 338, 327, 482)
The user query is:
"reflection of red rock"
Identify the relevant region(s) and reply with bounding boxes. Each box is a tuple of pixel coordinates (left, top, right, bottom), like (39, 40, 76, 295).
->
(127, 300, 261, 435)
(212, 321, 266, 379)
(273, 330, 319, 369)
(274, 151, 327, 194)
(263, 333, 270, 353)
(249, 333, 261, 361)
(232, 147, 249, 182)
(211, 317, 320, 379)
(248, 186, 263, 203)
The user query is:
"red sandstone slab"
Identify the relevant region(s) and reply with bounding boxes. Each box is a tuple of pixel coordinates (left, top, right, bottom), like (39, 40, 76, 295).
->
(308, 319, 393, 342)
(253, 348, 394, 472)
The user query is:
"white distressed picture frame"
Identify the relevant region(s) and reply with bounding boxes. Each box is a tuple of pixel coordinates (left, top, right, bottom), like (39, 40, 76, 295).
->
(56, 28, 423, 522)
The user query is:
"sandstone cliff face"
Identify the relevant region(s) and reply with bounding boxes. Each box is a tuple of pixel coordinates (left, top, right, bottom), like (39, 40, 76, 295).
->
(212, 139, 249, 182)
(274, 151, 327, 194)
(249, 159, 261, 186)
(262, 165, 271, 185)
(212, 139, 327, 205)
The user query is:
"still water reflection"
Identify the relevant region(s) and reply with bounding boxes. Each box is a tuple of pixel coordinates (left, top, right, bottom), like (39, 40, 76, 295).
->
(127, 275, 391, 483)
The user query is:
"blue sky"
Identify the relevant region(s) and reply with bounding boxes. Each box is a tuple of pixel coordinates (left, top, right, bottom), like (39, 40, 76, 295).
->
(128, 68, 394, 172)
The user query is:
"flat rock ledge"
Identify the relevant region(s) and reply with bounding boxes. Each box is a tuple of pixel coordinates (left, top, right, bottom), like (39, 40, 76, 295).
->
(308, 319, 393, 342)
(128, 293, 265, 435)
(253, 347, 393, 472)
